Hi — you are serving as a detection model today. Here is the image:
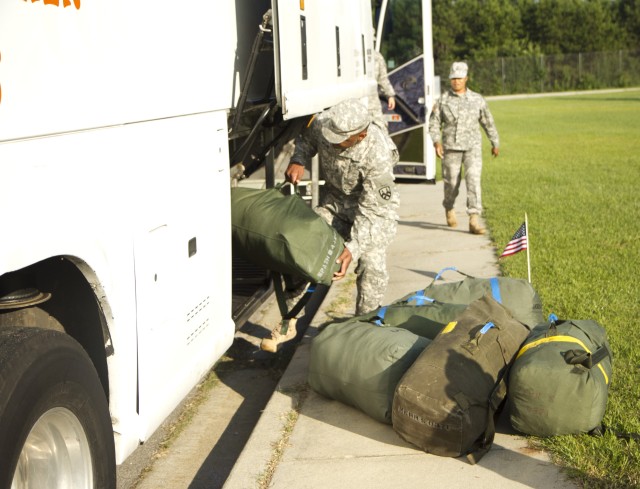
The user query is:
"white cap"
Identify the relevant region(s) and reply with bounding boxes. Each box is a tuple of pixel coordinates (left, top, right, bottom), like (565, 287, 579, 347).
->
(449, 61, 468, 79)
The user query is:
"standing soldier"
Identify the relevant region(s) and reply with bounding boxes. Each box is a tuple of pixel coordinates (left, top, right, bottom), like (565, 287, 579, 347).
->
(428, 61, 500, 235)
(285, 99, 399, 317)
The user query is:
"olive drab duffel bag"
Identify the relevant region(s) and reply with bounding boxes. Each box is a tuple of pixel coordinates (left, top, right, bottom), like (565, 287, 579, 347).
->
(398, 267, 545, 329)
(508, 316, 613, 437)
(308, 321, 431, 424)
(392, 295, 530, 464)
(352, 297, 468, 340)
(231, 184, 344, 286)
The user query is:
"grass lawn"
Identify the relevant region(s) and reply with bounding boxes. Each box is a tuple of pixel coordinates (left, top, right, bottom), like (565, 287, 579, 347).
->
(480, 89, 640, 488)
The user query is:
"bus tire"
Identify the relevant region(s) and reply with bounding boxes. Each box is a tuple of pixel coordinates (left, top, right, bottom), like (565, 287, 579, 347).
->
(0, 326, 116, 489)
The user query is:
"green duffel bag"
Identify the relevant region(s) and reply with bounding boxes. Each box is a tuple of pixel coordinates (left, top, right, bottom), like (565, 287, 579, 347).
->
(397, 267, 544, 328)
(352, 297, 468, 340)
(392, 295, 530, 463)
(231, 185, 344, 286)
(308, 321, 430, 424)
(508, 317, 613, 437)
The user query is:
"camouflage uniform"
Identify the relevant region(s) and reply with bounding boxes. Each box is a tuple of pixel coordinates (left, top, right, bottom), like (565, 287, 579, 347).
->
(367, 50, 396, 132)
(428, 88, 499, 215)
(292, 99, 399, 315)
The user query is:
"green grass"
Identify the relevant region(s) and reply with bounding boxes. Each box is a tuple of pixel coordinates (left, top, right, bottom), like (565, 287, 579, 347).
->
(481, 89, 640, 488)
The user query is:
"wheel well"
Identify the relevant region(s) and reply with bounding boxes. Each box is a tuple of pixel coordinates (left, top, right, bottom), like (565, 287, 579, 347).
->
(0, 257, 110, 400)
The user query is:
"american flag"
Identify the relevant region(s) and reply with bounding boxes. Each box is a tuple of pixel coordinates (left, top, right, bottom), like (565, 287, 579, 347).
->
(499, 223, 528, 258)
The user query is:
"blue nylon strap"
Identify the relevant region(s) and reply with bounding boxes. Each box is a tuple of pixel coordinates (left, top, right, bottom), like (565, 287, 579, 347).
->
(406, 290, 435, 305)
(480, 322, 495, 334)
(374, 306, 388, 326)
(434, 266, 458, 282)
(490, 277, 502, 304)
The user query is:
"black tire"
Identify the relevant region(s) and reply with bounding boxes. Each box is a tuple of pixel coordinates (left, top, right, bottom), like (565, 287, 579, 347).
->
(0, 326, 116, 489)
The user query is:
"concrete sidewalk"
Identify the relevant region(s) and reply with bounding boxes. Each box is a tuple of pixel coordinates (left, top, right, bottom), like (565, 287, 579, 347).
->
(223, 181, 578, 489)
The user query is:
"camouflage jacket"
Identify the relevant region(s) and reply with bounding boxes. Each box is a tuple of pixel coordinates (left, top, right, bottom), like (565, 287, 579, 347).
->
(367, 50, 396, 125)
(374, 50, 396, 99)
(428, 88, 499, 151)
(291, 117, 399, 260)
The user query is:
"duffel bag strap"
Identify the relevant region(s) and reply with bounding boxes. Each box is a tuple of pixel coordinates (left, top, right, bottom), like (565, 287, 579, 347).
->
(373, 306, 388, 326)
(425, 268, 504, 304)
(272, 271, 316, 320)
(466, 376, 508, 465)
(275, 181, 298, 195)
(563, 345, 610, 369)
(404, 289, 435, 306)
(430, 266, 473, 285)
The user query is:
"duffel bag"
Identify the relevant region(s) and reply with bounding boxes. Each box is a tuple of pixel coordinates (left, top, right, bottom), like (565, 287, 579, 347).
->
(308, 321, 430, 424)
(397, 267, 544, 328)
(508, 317, 613, 437)
(392, 295, 530, 463)
(231, 185, 343, 286)
(356, 298, 468, 340)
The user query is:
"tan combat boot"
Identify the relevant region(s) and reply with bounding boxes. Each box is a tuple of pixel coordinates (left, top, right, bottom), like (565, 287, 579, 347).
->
(469, 214, 486, 235)
(446, 209, 457, 228)
(260, 318, 298, 353)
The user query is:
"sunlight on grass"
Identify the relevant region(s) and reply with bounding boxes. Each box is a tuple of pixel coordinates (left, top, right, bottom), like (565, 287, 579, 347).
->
(483, 89, 640, 488)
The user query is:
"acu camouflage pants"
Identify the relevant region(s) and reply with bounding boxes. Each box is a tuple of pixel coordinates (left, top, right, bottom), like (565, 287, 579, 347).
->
(442, 146, 483, 215)
(314, 206, 396, 316)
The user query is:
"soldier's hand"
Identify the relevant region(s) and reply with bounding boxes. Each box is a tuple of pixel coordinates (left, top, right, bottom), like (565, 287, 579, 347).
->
(285, 163, 305, 184)
(388, 97, 396, 111)
(332, 247, 352, 281)
(434, 142, 444, 159)
(491, 147, 499, 158)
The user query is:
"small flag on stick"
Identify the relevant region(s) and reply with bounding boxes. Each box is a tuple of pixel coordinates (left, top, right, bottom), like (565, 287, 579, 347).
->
(499, 215, 532, 283)
(499, 222, 527, 258)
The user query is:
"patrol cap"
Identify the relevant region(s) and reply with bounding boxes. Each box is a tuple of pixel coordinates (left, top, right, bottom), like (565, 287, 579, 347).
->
(449, 61, 468, 79)
(321, 99, 370, 144)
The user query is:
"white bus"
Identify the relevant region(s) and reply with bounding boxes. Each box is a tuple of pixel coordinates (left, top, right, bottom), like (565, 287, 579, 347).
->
(0, 1, 374, 486)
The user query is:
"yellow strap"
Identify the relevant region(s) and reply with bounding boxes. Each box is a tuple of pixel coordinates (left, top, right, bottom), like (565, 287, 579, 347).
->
(516, 335, 609, 384)
(441, 321, 457, 335)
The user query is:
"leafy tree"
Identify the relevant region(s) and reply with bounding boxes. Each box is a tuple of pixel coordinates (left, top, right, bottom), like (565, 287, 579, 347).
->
(431, 0, 465, 62)
(523, 0, 626, 54)
(380, 0, 424, 67)
(616, 0, 640, 45)
(457, 0, 525, 59)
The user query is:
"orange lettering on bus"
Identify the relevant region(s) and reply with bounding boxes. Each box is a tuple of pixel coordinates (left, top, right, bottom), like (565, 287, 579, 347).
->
(24, 0, 81, 9)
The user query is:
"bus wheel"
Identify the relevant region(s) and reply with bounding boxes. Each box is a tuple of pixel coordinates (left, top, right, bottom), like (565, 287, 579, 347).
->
(0, 326, 116, 489)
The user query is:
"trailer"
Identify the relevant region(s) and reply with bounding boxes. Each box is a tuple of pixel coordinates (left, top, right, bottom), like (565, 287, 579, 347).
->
(0, 1, 374, 486)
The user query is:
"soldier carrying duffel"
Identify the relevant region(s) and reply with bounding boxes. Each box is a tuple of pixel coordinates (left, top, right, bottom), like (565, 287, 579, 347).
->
(285, 98, 400, 316)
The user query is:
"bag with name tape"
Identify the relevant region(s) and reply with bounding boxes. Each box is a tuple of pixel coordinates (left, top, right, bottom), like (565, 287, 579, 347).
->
(392, 295, 530, 463)
(508, 317, 613, 437)
(308, 321, 430, 424)
(231, 184, 343, 286)
(398, 268, 544, 329)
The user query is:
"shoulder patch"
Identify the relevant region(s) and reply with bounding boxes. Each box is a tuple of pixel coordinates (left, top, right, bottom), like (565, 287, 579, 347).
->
(378, 185, 392, 201)
(374, 174, 396, 204)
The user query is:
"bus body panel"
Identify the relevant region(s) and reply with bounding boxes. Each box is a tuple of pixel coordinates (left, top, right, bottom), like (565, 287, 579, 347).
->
(0, 0, 378, 470)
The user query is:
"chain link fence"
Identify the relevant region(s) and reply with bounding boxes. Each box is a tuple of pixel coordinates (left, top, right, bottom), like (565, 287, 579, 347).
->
(435, 50, 640, 96)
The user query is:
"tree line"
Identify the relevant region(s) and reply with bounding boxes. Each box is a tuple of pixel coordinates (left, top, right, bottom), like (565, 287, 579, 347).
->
(377, 0, 640, 68)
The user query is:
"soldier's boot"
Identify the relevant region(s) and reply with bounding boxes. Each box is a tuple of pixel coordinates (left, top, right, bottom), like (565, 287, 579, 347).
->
(446, 209, 457, 228)
(260, 318, 298, 353)
(469, 214, 486, 235)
